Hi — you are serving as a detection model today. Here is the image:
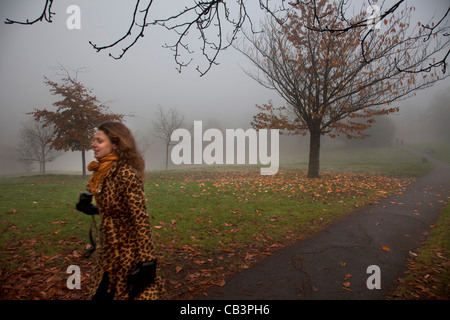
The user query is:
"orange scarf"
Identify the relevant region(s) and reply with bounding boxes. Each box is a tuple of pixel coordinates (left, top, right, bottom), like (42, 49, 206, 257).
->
(87, 152, 119, 194)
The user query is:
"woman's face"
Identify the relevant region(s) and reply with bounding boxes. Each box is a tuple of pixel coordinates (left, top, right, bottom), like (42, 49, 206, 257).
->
(92, 130, 114, 160)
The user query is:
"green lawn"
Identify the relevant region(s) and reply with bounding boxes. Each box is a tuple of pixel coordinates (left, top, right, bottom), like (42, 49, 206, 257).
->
(0, 175, 91, 259)
(0, 146, 435, 299)
(392, 203, 450, 299)
(283, 146, 434, 176)
(408, 143, 450, 163)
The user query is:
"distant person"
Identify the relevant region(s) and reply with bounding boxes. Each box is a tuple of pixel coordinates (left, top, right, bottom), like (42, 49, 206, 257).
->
(76, 121, 163, 300)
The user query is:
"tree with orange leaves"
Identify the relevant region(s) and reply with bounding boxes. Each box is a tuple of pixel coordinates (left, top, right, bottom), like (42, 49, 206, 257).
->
(236, 0, 449, 178)
(29, 66, 126, 176)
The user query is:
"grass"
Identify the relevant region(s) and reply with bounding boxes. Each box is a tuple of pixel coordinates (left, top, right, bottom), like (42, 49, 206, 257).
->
(0, 176, 90, 243)
(0, 146, 436, 299)
(408, 143, 450, 163)
(147, 170, 410, 251)
(392, 203, 450, 299)
(281, 146, 434, 177)
(0, 176, 92, 267)
(320, 146, 434, 176)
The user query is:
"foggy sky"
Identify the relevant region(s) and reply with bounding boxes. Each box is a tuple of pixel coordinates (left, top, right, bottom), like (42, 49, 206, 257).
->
(0, 0, 449, 174)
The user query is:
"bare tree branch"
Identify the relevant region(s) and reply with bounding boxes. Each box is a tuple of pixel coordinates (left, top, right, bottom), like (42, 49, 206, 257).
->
(5, 0, 288, 76)
(395, 7, 450, 73)
(8, 1, 446, 75)
(296, 0, 405, 33)
(295, 0, 450, 74)
(5, 0, 55, 25)
(149, 0, 288, 75)
(89, 0, 155, 60)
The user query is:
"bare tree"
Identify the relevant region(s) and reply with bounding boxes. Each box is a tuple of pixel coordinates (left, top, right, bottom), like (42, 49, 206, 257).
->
(16, 119, 63, 174)
(237, 1, 449, 178)
(151, 106, 185, 169)
(133, 129, 153, 162)
(5, 0, 287, 76)
(5, 1, 448, 76)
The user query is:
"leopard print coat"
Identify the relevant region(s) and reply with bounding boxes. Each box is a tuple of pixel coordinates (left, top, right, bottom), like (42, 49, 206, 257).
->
(88, 160, 163, 300)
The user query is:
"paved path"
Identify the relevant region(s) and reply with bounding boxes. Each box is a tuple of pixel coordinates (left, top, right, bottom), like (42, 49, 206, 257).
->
(197, 150, 450, 300)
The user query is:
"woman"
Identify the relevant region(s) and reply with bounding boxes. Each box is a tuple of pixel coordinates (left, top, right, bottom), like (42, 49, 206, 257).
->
(84, 121, 163, 300)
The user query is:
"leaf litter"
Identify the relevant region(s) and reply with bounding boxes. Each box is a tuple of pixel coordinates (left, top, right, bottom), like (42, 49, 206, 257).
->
(1, 169, 414, 299)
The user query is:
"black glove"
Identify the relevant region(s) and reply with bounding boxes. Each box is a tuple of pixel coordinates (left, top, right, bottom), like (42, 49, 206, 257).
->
(128, 260, 157, 299)
(76, 192, 99, 215)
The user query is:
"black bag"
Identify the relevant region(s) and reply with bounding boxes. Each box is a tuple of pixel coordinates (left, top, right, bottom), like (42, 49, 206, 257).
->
(127, 260, 157, 299)
(75, 192, 98, 258)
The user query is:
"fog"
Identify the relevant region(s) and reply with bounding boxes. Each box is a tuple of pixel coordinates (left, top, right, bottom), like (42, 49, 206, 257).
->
(0, 0, 449, 175)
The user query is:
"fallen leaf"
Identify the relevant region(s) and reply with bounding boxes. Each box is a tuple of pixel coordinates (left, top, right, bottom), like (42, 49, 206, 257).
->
(245, 252, 255, 261)
(381, 246, 391, 251)
(409, 251, 417, 257)
(431, 277, 442, 284)
(192, 259, 205, 265)
(213, 278, 226, 287)
(176, 266, 183, 273)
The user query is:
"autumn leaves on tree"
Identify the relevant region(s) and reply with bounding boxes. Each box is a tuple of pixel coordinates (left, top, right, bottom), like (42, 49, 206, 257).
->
(29, 67, 125, 176)
(239, 0, 448, 178)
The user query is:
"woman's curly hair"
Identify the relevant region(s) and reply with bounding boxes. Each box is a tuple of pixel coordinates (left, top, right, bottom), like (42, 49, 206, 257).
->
(97, 121, 145, 178)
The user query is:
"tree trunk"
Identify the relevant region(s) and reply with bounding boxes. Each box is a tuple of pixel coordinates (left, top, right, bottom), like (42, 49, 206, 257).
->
(41, 144, 46, 175)
(165, 142, 169, 170)
(81, 150, 86, 177)
(307, 130, 321, 178)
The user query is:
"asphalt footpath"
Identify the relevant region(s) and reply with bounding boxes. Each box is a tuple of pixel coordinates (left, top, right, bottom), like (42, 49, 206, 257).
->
(196, 149, 450, 300)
